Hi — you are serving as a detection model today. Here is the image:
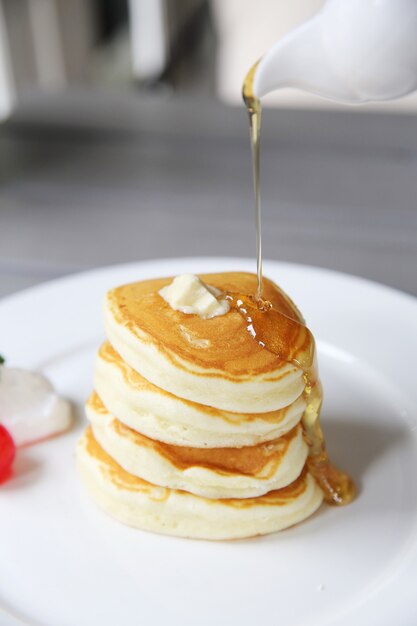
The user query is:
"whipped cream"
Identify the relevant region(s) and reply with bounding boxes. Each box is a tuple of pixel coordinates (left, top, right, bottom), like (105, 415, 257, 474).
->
(0, 367, 72, 446)
(159, 274, 230, 319)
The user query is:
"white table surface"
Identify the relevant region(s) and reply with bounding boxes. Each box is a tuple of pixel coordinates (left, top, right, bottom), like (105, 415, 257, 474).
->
(0, 90, 416, 298)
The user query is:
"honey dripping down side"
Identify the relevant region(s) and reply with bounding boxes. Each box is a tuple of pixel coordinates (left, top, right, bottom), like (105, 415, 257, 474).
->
(242, 61, 354, 505)
(226, 293, 355, 505)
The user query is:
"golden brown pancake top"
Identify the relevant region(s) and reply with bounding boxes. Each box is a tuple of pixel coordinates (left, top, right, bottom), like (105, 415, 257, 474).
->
(107, 272, 304, 377)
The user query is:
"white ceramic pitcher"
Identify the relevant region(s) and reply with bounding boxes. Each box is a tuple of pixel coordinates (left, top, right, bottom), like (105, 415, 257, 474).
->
(252, 0, 417, 103)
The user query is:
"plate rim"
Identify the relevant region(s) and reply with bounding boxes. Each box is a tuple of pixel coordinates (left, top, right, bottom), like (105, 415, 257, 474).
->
(1, 256, 416, 309)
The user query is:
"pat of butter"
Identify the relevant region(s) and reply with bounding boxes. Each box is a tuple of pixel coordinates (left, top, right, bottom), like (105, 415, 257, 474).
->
(159, 274, 230, 319)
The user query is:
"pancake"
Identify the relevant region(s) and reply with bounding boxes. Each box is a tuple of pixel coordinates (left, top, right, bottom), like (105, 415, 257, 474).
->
(95, 342, 306, 448)
(77, 428, 323, 540)
(104, 273, 306, 413)
(86, 392, 309, 499)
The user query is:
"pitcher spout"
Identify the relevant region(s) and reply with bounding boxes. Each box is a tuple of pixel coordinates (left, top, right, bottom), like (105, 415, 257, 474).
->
(253, 16, 356, 103)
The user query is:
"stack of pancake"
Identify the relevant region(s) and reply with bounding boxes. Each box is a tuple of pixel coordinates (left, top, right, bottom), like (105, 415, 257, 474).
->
(77, 272, 324, 540)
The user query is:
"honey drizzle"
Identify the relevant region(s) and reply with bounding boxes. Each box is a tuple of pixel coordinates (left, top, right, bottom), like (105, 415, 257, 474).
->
(241, 65, 355, 506)
(243, 62, 263, 301)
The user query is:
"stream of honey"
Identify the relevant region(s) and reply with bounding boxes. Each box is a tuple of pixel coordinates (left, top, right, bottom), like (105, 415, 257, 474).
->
(243, 62, 263, 302)
(241, 64, 355, 505)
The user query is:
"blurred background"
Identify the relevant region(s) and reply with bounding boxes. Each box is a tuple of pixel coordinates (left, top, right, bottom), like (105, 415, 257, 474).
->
(3, 0, 417, 114)
(0, 0, 416, 297)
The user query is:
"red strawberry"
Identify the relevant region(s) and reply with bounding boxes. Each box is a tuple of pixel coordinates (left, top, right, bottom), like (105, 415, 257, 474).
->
(0, 424, 16, 484)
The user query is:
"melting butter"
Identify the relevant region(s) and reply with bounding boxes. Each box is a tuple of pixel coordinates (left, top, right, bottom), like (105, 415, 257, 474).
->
(159, 274, 230, 319)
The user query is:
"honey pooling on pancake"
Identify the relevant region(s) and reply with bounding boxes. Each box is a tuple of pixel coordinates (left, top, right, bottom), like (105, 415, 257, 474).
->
(225, 291, 356, 505)
(107, 273, 306, 377)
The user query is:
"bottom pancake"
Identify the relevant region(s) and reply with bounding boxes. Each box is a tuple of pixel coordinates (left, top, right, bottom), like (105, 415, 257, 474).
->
(76, 428, 323, 540)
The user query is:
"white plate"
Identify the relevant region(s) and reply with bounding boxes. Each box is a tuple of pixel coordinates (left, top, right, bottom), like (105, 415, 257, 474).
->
(1, 258, 417, 626)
